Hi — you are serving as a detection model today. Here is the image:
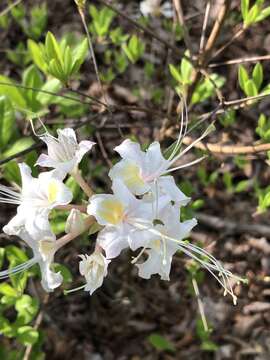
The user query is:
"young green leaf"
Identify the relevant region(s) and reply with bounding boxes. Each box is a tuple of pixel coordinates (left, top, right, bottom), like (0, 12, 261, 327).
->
(252, 63, 263, 90)
(238, 65, 249, 91)
(0, 97, 15, 148)
(148, 334, 175, 352)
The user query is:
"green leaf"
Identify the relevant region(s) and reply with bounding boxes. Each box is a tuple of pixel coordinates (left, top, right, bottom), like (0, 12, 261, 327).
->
(255, 6, 270, 22)
(246, 4, 260, 26)
(148, 334, 175, 352)
(22, 65, 43, 111)
(16, 326, 39, 345)
(235, 180, 250, 192)
(238, 65, 249, 91)
(15, 295, 39, 325)
(241, 0, 250, 20)
(180, 51, 193, 84)
(201, 340, 218, 351)
(169, 64, 182, 83)
(0, 75, 26, 108)
(71, 38, 88, 75)
(45, 32, 63, 66)
(0, 97, 15, 148)
(245, 79, 258, 96)
(0, 248, 5, 269)
(0, 283, 19, 298)
(36, 78, 62, 105)
(3, 137, 35, 159)
(252, 63, 263, 90)
(28, 39, 47, 74)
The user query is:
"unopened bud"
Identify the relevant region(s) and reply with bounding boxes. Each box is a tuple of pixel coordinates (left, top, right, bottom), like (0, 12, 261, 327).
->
(65, 209, 85, 234)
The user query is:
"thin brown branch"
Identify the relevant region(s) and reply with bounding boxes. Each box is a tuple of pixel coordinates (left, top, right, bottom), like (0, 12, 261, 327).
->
(209, 54, 270, 68)
(182, 136, 270, 155)
(199, 0, 211, 53)
(212, 27, 244, 59)
(0, 0, 23, 17)
(203, 0, 231, 63)
(173, 0, 194, 55)
(0, 81, 92, 106)
(96, 131, 113, 167)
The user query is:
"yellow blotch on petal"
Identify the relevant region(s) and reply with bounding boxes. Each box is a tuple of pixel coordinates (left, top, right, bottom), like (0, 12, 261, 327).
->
(119, 163, 145, 191)
(98, 199, 125, 225)
(48, 181, 59, 203)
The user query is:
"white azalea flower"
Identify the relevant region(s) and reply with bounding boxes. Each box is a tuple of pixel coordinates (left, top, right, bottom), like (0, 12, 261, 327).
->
(0, 163, 72, 238)
(87, 179, 159, 259)
(36, 128, 95, 175)
(140, 0, 173, 18)
(109, 139, 192, 205)
(79, 251, 110, 295)
(2, 216, 62, 292)
(136, 203, 197, 280)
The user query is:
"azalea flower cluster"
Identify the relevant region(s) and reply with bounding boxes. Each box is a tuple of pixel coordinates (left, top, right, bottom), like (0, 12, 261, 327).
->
(0, 127, 243, 302)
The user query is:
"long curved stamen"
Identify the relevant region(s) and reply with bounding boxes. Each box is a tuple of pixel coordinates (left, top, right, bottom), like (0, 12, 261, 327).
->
(169, 123, 215, 167)
(131, 245, 148, 264)
(131, 220, 245, 303)
(64, 284, 86, 295)
(168, 95, 189, 161)
(0, 257, 38, 279)
(0, 185, 21, 205)
(164, 156, 207, 174)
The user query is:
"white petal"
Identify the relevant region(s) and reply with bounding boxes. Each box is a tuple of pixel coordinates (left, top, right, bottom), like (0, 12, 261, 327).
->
(75, 140, 95, 164)
(114, 139, 144, 164)
(109, 160, 150, 195)
(87, 194, 124, 226)
(36, 154, 59, 169)
(97, 227, 128, 259)
(143, 142, 170, 177)
(39, 261, 63, 292)
(156, 176, 190, 205)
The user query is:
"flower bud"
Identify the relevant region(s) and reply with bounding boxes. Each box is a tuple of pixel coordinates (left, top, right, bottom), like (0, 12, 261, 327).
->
(65, 209, 85, 234)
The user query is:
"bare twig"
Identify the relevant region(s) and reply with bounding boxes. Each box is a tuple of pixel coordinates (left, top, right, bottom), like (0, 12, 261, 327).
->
(182, 136, 270, 155)
(0, 0, 23, 17)
(96, 131, 113, 167)
(0, 81, 92, 106)
(203, 0, 231, 63)
(173, 0, 194, 55)
(199, 0, 211, 53)
(213, 27, 244, 58)
(209, 54, 270, 68)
